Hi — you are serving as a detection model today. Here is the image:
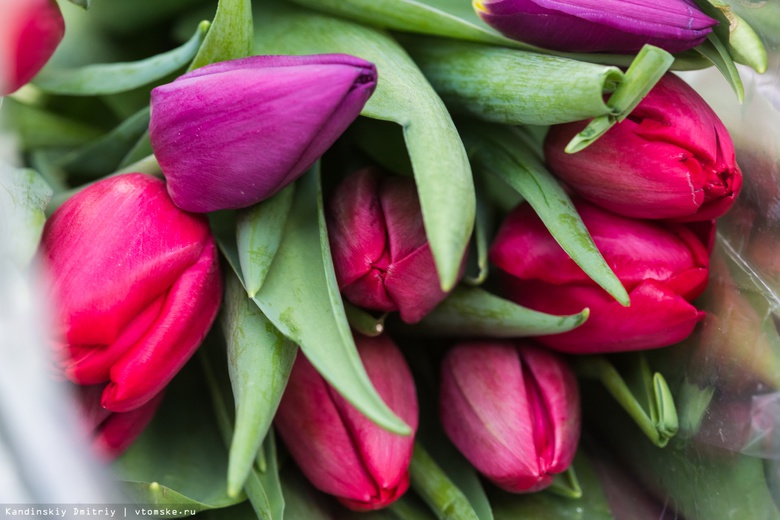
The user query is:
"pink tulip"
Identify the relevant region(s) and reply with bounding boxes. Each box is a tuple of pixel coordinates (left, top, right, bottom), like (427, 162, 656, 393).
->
(545, 73, 742, 222)
(149, 54, 377, 212)
(42, 173, 222, 412)
(474, 0, 716, 53)
(490, 200, 710, 353)
(328, 168, 459, 323)
(0, 0, 65, 95)
(440, 340, 580, 493)
(77, 385, 163, 459)
(274, 333, 418, 511)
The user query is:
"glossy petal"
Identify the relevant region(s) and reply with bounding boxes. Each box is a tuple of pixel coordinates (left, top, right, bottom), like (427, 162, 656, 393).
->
(150, 54, 377, 212)
(477, 0, 716, 53)
(545, 74, 742, 221)
(0, 0, 64, 95)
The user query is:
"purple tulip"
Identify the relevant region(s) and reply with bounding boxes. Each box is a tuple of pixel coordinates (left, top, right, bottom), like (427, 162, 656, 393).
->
(327, 168, 461, 323)
(545, 73, 743, 222)
(274, 333, 418, 510)
(149, 54, 377, 212)
(440, 341, 580, 493)
(474, 0, 717, 53)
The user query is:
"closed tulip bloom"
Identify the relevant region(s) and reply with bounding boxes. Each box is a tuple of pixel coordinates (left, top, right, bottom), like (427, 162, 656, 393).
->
(545, 73, 742, 222)
(274, 333, 418, 511)
(42, 173, 222, 412)
(328, 168, 458, 323)
(440, 341, 580, 493)
(149, 54, 377, 212)
(474, 0, 716, 53)
(0, 0, 65, 95)
(490, 200, 710, 353)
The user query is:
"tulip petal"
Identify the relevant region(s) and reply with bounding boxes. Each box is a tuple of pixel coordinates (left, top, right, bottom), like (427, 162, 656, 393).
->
(384, 244, 448, 323)
(93, 391, 165, 459)
(101, 240, 221, 412)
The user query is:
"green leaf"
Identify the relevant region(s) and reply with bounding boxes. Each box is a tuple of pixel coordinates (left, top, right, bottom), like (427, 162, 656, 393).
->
(410, 442, 480, 520)
(254, 2, 475, 292)
(33, 22, 210, 96)
(252, 432, 285, 520)
(66, 0, 90, 9)
(344, 302, 386, 338)
(547, 467, 583, 499)
(250, 167, 410, 435)
(408, 287, 589, 338)
(113, 361, 245, 513)
(0, 164, 52, 267)
(222, 272, 298, 497)
(463, 184, 490, 286)
(119, 133, 153, 169)
(462, 124, 629, 306)
(576, 355, 678, 447)
(59, 106, 150, 180)
(692, 0, 767, 74)
(280, 466, 335, 520)
(0, 98, 104, 150)
(566, 45, 674, 153)
(349, 118, 414, 178)
(402, 36, 623, 126)
(694, 35, 745, 103)
(236, 185, 295, 298)
(189, 0, 253, 70)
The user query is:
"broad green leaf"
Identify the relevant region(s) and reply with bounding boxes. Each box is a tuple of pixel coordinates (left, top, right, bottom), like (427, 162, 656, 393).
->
(254, 2, 474, 292)
(692, 0, 767, 73)
(280, 466, 335, 520)
(388, 496, 439, 520)
(462, 124, 629, 306)
(236, 185, 295, 297)
(0, 164, 52, 267)
(410, 442, 480, 520)
(119, 134, 153, 169)
(488, 452, 614, 520)
(113, 361, 245, 513)
(344, 302, 386, 338)
(694, 35, 744, 103)
(576, 355, 678, 447)
(402, 36, 623, 125)
(409, 287, 588, 337)
(189, 0, 253, 70)
(0, 98, 103, 149)
(199, 503, 261, 520)
(251, 167, 410, 435)
(33, 22, 210, 95)
(222, 273, 298, 497)
(567, 45, 674, 153)
(60, 106, 150, 180)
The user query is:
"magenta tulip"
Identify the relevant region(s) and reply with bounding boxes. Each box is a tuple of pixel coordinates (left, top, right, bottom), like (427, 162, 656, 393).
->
(149, 54, 377, 212)
(474, 0, 716, 53)
(77, 385, 164, 459)
(328, 168, 460, 323)
(440, 340, 580, 493)
(490, 200, 710, 353)
(545, 73, 742, 222)
(42, 173, 222, 412)
(0, 0, 65, 95)
(274, 333, 418, 511)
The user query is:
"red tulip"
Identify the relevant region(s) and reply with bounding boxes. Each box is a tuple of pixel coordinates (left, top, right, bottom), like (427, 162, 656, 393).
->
(545, 73, 742, 222)
(490, 200, 710, 353)
(0, 0, 65, 95)
(328, 168, 459, 323)
(274, 333, 418, 511)
(440, 340, 580, 493)
(42, 173, 222, 412)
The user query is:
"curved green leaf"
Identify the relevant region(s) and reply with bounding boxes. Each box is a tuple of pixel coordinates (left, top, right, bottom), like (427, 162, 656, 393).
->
(403, 36, 623, 125)
(411, 443, 480, 520)
(189, 0, 253, 70)
(237, 185, 295, 297)
(33, 22, 210, 95)
(463, 180, 491, 286)
(409, 287, 588, 337)
(0, 164, 52, 267)
(462, 124, 629, 306)
(251, 167, 410, 435)
(222, 273, 298, 497)
(692, 0, 767, 74)
(1, 98, 104, 150)
(254, 2, 474, 292)
(695, 35, 745, 103)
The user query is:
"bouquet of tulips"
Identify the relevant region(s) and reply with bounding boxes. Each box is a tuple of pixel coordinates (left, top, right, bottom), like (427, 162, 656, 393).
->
(2, 0, 780, 518)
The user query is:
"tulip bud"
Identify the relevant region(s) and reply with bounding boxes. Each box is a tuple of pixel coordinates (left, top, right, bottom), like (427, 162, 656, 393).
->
(77, 385, 163, 459)
(0, 0, 65, 95)
(149, 54, 377, 212)
(327, 168, 460, 323)
(440, 340, 580, 493)
(490, 200, 710, 353)
(474, 0, 716, 53)
(42, 173, 222, 412)
(545, 73, 742, 222)
(274, 333, 418, 511)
